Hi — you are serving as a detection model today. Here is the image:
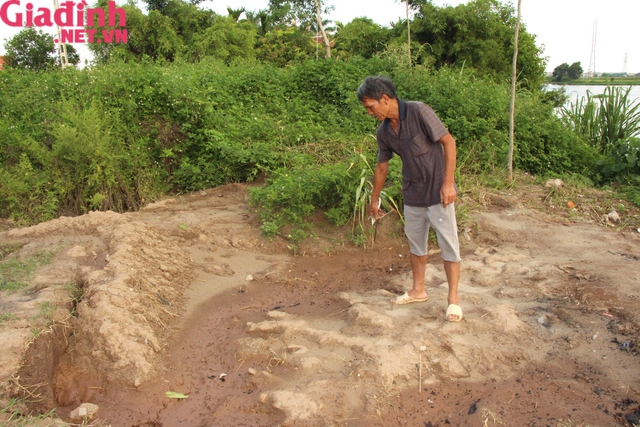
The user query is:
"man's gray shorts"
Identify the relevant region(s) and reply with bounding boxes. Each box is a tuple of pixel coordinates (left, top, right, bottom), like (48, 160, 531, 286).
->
(404, 203, 461, 262)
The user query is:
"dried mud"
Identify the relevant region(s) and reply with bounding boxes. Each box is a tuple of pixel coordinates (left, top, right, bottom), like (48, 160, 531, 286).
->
(1, 183, 639, 427)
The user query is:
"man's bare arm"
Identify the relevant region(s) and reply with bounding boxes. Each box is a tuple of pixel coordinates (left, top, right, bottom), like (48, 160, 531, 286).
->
(439, 133, 457, 206)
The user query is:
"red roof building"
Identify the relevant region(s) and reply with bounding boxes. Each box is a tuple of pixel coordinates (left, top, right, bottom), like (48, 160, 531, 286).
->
(0, 57, 4, 70)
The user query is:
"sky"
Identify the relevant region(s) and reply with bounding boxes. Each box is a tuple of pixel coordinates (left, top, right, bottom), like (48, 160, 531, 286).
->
(0, 0, 638, 73)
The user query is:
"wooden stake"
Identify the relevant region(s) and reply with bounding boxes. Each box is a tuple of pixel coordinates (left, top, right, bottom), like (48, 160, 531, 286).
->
(419, 354, 422, 393)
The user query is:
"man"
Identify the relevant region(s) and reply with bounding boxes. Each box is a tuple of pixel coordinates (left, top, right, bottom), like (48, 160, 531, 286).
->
(357, 75, 462, 322)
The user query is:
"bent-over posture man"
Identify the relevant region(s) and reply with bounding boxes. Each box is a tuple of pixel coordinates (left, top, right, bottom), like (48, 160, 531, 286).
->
(357, 75, 462, 322)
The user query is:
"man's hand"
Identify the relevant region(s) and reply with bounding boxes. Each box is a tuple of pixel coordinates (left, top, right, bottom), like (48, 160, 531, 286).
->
(440, 182, 457, 207)
(369, 198, 382, 219)
(371, 162, 389, 219)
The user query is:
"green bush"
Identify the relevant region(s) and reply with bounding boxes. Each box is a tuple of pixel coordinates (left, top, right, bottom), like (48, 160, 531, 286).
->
(598, 137, 640, 179)
(250, 161, 358, 236)
(0, 59, 625, 227)
(391, 67, 596, 175)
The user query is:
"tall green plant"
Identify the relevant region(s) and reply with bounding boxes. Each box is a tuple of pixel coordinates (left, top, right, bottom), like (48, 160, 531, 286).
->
(561, 94, 600, 147)
(351, 152, 402, 229)
(350, 152, 403, 247)
(561, 86, 640, 155)
(599, 86, 640, 153)
(561, 86, 640, 182)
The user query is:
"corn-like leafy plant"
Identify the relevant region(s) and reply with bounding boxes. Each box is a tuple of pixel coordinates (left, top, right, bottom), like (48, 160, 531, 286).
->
(561, 86, 640, 182)
(561, 86, 640, 155)
(351, 152, 402, 246)
(352, 153, 402, 225)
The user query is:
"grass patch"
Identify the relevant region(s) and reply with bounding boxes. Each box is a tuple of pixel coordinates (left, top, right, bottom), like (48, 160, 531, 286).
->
(65, 281, 84, 317)
(37, 302, 55, 323)
(538, 179, 640, 229)
(0, 242, 24, 260)
(0, 312, 18, 324)
(462, 170, 640, 231)
(0, 398, 57, 425)
(0, 250, 55, 292)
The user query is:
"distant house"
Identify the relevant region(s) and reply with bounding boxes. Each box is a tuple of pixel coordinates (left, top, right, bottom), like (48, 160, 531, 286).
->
(0, 57, 4, 71)
(603, 72, 629, 77)
(311, 35, 334, 47)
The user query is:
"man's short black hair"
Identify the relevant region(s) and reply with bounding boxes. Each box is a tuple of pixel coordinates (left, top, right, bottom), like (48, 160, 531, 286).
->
(357, 76, 398, 102)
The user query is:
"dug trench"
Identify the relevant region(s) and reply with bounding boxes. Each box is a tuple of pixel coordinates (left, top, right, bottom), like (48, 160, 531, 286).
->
(1, 183, 639, 426)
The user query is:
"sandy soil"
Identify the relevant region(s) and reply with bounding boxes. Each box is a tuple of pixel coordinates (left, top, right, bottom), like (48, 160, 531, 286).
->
(0, 182, 639, 427)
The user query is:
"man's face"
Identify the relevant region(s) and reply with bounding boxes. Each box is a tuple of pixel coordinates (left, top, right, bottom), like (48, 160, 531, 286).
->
(360, 95, 390, 121)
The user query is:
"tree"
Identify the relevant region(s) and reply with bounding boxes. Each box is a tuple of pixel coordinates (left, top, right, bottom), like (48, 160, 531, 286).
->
(143, 0, 169, 13)
(551, 61, 583, 82)
(187, 16, 256, 63)
(267, 0, 334, 58)
(410, 0, 546, 89)
(333, 18, 391, 60)
(568, 61, 583, 80)
(64, 44, 81, 66)
(393, 0, 428, 67)
(3, 28, 56, 70)
(552, 63, 570, 82)
(3, 28, 78, 69)
(227, 7, 246, 23)
(255, 27, 315, 66)
(553, 62, 582, 81)
(88, 4, 182, 63)
(162, 0, 216, 47)
(246, 6, 289, 36)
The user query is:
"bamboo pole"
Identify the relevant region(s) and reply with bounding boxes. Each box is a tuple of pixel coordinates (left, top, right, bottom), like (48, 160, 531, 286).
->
(407, 0, 411, 67)
(508, 0, 522, 181)
(314, 0, 331, 58)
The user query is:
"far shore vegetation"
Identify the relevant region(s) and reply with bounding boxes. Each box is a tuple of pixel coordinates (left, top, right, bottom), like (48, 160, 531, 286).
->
(551, 76, 640, 86)
(550, 61, 640, 85)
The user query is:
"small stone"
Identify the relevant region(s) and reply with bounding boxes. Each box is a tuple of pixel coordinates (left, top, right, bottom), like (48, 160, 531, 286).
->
(545, 179, 563, 188)
(607, 210, 620, 222)
(248, 368, 257, 375)
(69, 403, 99, 421)
(566, 201, 575, 208)
(66, 245, 88, 258)
(625, 412, 640, 425)
(245, 274, 254, 282)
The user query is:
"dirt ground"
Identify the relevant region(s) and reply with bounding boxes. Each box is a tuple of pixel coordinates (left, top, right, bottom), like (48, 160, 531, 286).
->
(0, 181, 639, 427)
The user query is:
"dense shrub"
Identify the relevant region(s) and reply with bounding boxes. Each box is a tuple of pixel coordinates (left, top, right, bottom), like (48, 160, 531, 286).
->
(0, 60, 607, 227)
(391, 68, 597, 175)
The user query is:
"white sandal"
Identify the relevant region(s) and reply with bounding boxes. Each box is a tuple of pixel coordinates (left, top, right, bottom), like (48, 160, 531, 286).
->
(446, 304, 463, 322)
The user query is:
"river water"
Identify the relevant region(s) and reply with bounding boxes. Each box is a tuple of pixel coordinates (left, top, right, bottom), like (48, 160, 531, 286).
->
(546, 84, 640, 106)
